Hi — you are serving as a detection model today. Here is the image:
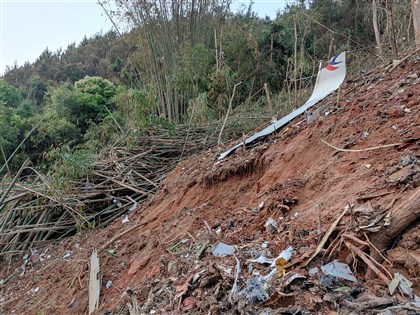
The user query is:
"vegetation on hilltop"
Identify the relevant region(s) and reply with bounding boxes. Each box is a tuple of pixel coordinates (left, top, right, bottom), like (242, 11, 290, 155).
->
(0, 0, 416, 174)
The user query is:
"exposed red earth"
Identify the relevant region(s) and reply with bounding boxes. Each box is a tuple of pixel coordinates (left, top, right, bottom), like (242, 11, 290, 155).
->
(1, 57, 419, 314)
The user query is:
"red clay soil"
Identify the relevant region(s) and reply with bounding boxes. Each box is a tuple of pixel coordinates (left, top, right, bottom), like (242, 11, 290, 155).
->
(1, 58, 419, 315)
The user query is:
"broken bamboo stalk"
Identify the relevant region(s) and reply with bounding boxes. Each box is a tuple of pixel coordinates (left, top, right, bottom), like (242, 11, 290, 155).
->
(321, 140, 401, 152)
(304, 205, 349, 266)
(345, 241, 391, 285)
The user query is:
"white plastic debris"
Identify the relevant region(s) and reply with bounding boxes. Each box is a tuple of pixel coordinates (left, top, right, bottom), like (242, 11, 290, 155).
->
(321, 260, 357, 282)
(211, 241, 235, 257)
(106, 280, 112, 289)
(63, 250, 71, 259)
(362, 130, 369, 139)
(112, 198, 122, 208)
(271, 246, 294, 267)
(249, 246, 294, 281)
(261, 241, 269, 248)
(250, 246, 294, 267)
(264, 217, 278, 234)
(411, 295, 420, 308)
(122, 215, 129, 223)
(127, 196, 138, 212)
(33, 287, 39, 293)
(263, 246, 295, 281)
(389, 272, 413, 297)
(249, 255, 274, 265)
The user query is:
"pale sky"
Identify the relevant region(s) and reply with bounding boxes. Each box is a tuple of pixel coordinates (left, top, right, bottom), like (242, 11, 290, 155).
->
(0, 0, 288, 76)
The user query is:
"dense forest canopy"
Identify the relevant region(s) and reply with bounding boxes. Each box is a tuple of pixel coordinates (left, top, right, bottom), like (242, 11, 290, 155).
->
(0, 0, 416, 173)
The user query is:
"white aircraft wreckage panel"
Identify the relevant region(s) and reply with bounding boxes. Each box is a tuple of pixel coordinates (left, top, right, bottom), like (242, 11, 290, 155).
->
(218, 51, 347, 160)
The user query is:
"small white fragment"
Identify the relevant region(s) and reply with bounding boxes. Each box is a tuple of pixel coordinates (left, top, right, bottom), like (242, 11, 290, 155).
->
(321, 260, 357, 282)
(389, 272, 413, 297)
(249, 255, 274, 265)
(122, 215, 129, 223)
(309, 267, 319, 276)
(264, 217, 278, 233)
(271, 246, 294, 267)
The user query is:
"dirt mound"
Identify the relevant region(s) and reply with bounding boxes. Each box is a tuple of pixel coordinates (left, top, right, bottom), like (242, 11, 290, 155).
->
(1, 57, 419, 314)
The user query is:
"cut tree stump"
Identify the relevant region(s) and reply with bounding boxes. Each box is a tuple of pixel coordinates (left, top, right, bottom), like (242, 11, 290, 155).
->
(366, 186, 420, 279)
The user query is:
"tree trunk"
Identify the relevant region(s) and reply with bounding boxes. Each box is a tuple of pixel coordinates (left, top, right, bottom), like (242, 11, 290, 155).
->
(372, 0, 384, 59)
(366, 186, 420, 279)
(414, 0, 420, 48)
(386, 0, 398, 58)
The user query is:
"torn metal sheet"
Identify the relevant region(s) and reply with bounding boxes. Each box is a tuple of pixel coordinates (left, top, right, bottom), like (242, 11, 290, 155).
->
(389, 272, 413, 297)
(412, 295, 420, 308)
(321, 260, 357, 282)
(264, 217, 278, 234)
(218, 51, 347, 160)
(211, 241, 236, 256)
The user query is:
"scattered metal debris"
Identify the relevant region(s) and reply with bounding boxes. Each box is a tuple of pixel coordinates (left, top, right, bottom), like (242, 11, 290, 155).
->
(264, 217, 278, 234)
(321, 260, 357, 282)
(122, 215, 129, 223)
(389, 272, 413, 297)
(238, 276, 268, 303)
(211, 241, 236, 257)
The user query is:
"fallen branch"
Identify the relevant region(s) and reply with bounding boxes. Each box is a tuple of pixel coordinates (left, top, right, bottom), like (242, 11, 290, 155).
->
(321, 140, 401, 152)
(342, 293, 393, 312)
(389, 46, 420, 72)
(345, 241, 391, 285)
(99, 223, 143, 253)
(343, 235, 393, 279)
(304, 205, 349, 266)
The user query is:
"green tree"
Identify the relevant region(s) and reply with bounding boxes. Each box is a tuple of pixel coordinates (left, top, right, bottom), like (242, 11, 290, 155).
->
(50, 76, 117, 134)
(0, 80, 21, 108)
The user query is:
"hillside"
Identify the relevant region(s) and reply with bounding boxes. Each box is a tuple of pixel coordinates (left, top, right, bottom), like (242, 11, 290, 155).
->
(0, 56, 419, 314)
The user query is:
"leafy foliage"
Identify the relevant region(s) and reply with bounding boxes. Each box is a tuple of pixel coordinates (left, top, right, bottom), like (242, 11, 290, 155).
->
(0, 0, 415, 174)
(0, 81, 21, 108)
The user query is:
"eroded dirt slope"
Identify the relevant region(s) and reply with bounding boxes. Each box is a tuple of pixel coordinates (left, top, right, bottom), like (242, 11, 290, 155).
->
(0, 57, 419, 314)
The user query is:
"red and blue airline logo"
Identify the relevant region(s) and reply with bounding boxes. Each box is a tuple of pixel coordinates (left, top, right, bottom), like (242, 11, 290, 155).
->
(325, 54, 342, 71)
